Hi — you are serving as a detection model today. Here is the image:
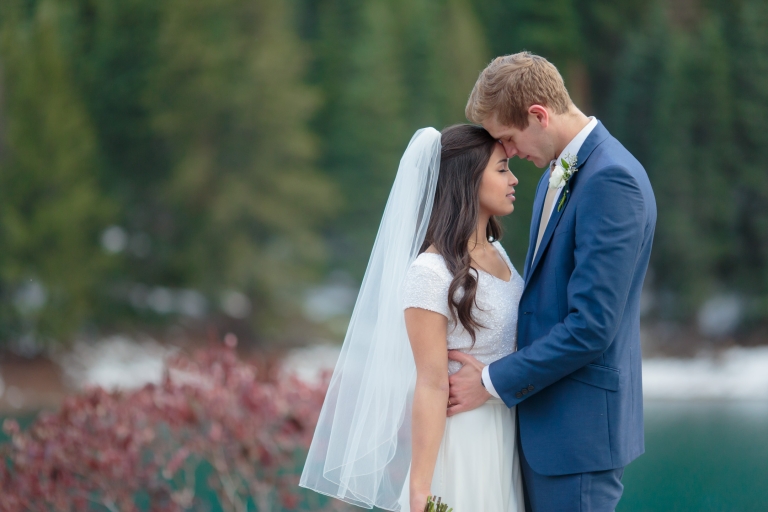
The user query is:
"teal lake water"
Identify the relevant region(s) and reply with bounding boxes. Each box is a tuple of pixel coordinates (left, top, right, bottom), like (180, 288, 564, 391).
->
(619, 401, 768, 512)
(2, 401, 767, 511)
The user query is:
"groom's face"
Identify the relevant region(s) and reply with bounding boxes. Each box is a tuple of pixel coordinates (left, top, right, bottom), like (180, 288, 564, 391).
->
(482, 111, 553, 169)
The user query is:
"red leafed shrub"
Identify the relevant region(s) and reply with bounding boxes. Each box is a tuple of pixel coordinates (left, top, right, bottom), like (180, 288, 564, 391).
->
(0, 343, 344, 512)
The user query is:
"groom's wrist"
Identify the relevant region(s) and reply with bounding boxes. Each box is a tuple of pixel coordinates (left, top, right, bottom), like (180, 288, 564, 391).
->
(481, 365, 501, 399)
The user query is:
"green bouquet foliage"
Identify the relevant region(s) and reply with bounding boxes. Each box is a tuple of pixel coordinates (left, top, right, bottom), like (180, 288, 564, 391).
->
(424, 495, 453, 512)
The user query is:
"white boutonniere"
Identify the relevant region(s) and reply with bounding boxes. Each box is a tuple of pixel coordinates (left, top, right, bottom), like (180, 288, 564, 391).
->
(548, 153, 578, 211)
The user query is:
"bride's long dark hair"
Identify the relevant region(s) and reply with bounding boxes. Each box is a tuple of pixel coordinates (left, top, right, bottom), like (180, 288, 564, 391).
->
(419, 124, 502, 344)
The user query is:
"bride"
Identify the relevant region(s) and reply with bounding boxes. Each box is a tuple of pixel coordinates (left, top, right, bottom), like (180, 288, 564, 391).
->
(300, 124, 525, 512)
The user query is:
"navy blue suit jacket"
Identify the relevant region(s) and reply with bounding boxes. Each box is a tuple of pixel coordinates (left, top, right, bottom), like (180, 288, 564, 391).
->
(489, 121, 656, 476)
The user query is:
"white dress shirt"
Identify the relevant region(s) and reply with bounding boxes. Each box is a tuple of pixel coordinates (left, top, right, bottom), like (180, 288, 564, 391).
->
(481, 117, 598, 400)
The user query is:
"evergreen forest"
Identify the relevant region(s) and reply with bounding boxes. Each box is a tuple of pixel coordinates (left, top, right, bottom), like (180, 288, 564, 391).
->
(1, 0, 767, 348)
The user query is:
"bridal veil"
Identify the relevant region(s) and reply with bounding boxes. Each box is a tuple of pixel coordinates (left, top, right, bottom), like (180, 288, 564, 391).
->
(299, 128, 442, 510)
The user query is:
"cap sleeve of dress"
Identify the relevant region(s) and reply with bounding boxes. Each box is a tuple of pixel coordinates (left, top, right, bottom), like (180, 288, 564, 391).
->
(401, 254, 452, 318)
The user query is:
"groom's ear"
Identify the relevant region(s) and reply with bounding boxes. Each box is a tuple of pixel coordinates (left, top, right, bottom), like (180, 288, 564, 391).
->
(528, 105, 550, 128)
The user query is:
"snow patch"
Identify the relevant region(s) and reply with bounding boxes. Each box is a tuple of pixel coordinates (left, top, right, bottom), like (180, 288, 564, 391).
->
(55, 337, 768, 400)
(281, 344, 768, 401)
(642, 346, 768, 400)
(281, 343, 342, 385)
(58, 336, 177, 391)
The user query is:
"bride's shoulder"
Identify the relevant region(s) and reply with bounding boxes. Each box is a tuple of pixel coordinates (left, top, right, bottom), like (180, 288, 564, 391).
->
(408, 248, 450, 279)
(403, 249, 452, 312)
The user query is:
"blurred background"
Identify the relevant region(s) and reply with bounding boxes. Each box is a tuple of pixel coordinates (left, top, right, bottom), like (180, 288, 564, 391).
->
(0, 0, 766, 510)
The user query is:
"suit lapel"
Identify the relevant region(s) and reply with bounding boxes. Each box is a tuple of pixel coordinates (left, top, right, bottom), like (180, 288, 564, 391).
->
(524, 122, 610, 286)
(523, 171, 549, 282)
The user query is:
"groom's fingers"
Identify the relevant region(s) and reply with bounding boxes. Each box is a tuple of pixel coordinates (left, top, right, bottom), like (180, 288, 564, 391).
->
(447, 350, 473, 363)
(448, 350, 484, 371)
(447, 398, 481, 417)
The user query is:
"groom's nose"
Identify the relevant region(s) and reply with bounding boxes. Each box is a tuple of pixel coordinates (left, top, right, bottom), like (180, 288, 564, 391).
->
(501, 141, 517, 158)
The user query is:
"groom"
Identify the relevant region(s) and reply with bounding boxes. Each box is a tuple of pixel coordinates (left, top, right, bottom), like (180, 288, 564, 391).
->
(447, 52, 656, 511)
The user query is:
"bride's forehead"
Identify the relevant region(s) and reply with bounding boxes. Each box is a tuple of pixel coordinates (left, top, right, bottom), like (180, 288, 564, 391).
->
(490, 143, 509, 159)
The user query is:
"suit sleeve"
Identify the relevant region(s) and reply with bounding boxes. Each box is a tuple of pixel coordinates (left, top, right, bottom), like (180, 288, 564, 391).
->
(488, 165, 646, 407)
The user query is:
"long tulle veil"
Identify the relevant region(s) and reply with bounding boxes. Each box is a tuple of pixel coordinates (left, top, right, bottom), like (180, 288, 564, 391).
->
(299, 128, 442, 510)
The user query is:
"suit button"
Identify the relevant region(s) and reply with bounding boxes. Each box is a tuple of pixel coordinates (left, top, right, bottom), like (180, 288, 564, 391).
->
(521, 389, 528, 395)
(528, 385, 535, 391)
(515, 392, 523, 399)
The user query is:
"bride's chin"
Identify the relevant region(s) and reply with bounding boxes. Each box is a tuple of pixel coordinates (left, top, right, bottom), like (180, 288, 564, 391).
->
(483, 204, 515, 217)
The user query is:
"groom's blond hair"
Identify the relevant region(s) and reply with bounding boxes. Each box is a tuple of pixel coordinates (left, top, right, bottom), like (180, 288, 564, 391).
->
(466, 52, 572, 129)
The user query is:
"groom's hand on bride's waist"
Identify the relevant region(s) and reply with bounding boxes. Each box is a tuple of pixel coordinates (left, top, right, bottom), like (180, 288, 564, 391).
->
(447, 351, 491, 417)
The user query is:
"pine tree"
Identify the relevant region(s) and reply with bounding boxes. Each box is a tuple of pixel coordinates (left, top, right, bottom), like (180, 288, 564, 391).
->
(147, 0, 337, 334)
(572, 0, 649, 114)
(314, 0, 409, 276)
(610, 4, 746, 317)
(0, 0, 114, 345)
(731, 0, 768, 296)
(409, 0, 490, 128)
(308, 0, 490, 277)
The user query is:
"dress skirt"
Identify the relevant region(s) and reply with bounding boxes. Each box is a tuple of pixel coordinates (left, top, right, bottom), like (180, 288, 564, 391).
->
(398, 397, 525, 512)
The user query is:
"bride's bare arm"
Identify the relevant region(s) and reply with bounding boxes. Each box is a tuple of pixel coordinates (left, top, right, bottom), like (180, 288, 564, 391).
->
(404, 307, 449, 511)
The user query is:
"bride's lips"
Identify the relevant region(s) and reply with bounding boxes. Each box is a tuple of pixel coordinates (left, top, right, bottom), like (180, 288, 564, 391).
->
(506, 191, 516, 201)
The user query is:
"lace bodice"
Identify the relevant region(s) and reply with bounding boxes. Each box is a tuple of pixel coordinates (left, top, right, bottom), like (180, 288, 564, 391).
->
(402, 241, 524, 375)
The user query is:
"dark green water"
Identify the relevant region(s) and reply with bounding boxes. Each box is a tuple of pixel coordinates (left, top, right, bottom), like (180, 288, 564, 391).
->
(619, 401, 768, 512)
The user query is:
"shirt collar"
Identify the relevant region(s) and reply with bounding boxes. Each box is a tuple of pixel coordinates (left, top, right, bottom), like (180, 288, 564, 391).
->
(551, 116, 597, 168)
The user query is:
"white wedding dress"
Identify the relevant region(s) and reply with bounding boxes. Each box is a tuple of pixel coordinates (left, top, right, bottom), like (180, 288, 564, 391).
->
(397, 241, 526, 512)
